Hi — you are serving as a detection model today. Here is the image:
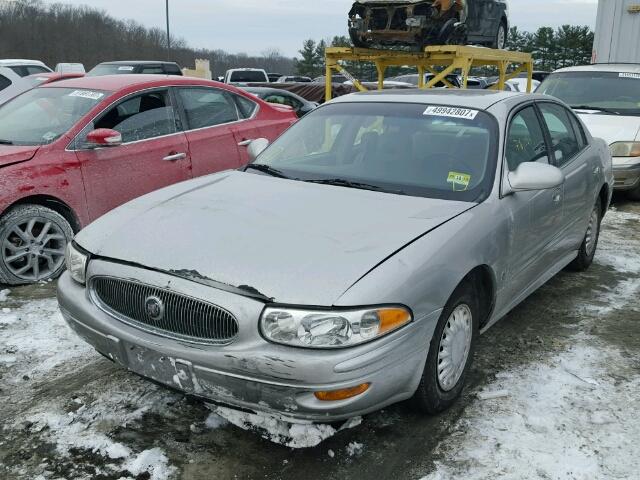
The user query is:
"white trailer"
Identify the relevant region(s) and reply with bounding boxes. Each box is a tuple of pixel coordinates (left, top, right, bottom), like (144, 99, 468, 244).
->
(592, 0, 640, 63)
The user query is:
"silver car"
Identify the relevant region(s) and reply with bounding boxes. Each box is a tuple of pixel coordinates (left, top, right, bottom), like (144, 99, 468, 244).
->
(58, 90, 613, 422)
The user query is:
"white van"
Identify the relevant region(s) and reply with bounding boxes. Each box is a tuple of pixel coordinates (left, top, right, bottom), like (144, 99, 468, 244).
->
(538, 64, 640, 199)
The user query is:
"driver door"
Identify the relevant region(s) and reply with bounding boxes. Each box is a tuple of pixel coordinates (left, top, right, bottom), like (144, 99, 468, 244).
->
(500, 104, 564, 303)
(74, 89, 192, 220)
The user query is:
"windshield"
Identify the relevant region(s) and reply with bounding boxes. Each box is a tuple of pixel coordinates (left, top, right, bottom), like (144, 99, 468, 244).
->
(87, 64, 137, 76)
(253, 102, 498, 202)
(0, 87, 106, 145)
(538, 71, 640, 116)
(230, 71, 267, 83)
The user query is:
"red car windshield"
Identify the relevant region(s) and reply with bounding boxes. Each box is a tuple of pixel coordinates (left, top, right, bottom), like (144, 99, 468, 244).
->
(0, 87, 106, 146)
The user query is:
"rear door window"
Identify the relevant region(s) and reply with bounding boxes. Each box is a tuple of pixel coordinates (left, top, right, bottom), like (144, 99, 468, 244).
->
(177, 87, 239, 129)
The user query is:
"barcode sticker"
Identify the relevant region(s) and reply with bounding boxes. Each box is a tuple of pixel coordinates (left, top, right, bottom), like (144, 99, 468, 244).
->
(619, 73, 640, 80)
(424, 106, 479, 120)
(68, 90, 104, 100)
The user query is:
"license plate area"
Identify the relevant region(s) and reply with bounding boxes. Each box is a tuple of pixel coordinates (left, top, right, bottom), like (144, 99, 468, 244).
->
(125, 343, 195, 393)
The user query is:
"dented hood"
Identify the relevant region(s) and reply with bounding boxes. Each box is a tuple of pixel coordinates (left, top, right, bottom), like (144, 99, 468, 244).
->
(0, 145, 40, 168)
(76, 171, 474, 305)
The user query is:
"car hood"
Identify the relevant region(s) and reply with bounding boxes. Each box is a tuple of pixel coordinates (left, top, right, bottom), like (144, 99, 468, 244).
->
(575, 112, 640, 146)
(76, 171, 475, 306)
(0, 145, 40, 168)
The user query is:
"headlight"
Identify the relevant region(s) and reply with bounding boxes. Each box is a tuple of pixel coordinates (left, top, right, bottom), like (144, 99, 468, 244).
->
(609, 142, 640, 157)
(65, 242, 88, 285)
(260, 306, 412, 349)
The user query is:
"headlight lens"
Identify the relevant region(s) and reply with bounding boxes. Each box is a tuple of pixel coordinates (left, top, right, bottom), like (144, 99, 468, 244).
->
(260, 306, 412, 348)
(65, 242, 88, 285)
(609, 142, 640, 157)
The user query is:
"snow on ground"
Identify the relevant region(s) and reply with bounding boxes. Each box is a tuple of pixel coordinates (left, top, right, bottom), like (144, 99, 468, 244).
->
(420, 209, 640, 480)
(10, 374, 179, 480)
(420, 341, 640, 480)
(0, 295, 93, 381)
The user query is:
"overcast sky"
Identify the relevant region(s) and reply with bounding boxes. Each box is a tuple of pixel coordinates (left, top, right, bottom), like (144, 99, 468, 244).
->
(42, 0, 599, 57)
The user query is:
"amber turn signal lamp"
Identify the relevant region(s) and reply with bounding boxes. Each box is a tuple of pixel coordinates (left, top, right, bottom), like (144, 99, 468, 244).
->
(314, 383, 371, 402)
(377, 308, 412, 335)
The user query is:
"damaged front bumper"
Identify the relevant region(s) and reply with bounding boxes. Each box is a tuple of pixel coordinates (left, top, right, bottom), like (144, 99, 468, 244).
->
(57, 260, 439, 422)
(612, 158, 640, 191)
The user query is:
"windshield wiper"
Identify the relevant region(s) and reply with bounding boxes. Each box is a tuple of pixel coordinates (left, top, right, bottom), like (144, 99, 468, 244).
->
(307, 178, 406, 195)
(0, 139, 14, 145)
(570, 105, 620, 115)
(244, 164, 290, 179)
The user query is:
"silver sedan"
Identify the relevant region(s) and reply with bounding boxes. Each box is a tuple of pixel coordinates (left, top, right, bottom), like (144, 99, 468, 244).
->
(58, 90, 613, 422)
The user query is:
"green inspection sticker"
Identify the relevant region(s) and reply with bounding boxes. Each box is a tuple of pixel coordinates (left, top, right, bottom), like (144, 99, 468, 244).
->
(447, 171, 471, 191)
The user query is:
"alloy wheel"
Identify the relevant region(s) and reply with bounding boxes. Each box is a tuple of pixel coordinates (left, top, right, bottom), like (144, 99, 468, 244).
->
(1, 217, 67, 282)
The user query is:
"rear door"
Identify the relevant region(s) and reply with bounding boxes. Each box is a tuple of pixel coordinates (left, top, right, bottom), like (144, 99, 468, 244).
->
(175, 86, 243, 177)
(537, 101, 593, 253)
(74, 88, 192, 220)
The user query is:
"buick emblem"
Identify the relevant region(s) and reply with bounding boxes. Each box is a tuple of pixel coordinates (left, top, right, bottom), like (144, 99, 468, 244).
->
(144, 296, 165, 322)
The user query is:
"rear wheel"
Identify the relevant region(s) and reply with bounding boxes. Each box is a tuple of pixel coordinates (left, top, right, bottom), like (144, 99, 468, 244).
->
(568, 200, 602, 272)
(494, 20, 508, 50)
(411, 281, 479, 414)
(0, 205, 73, 285)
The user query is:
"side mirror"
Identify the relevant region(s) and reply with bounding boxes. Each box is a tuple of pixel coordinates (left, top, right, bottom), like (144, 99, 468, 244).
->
(86, 128, 122, 147)
(247, 138, 269, 161)
(506, 162, 565, 193)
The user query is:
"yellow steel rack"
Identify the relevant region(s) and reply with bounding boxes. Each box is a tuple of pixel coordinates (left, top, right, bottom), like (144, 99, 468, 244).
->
(324, 45, 534, 101)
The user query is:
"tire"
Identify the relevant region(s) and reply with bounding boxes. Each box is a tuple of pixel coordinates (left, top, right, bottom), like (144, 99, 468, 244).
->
(411, 280, 479, 414)
(568, 200, 602, 272)
(493, 20, 508, 50)
(0, 205, 73, 285)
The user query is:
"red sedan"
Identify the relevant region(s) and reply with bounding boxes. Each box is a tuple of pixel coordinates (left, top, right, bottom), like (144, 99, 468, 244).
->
(0, 75, 297, 285)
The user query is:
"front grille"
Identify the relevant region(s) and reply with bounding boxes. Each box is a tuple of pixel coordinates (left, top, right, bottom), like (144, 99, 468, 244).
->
(92, 277, 239, 345)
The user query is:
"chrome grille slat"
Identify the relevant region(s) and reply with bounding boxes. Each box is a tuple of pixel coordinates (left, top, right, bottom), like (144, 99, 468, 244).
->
(91, 277, 239, 345)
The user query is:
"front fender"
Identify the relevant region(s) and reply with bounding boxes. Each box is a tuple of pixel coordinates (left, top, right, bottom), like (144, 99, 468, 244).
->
(335, 201, 507, 323)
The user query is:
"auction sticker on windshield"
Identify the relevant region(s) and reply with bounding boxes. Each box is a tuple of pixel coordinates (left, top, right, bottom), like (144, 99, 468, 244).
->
(68, 90, 104, 100)
(424, 106, 479, 120)
(619, 73, 640, 80)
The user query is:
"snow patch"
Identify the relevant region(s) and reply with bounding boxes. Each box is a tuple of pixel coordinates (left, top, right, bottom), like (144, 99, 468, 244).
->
(123, 448, 176, 480)
(209, 405, 362, 449)
(0, 289, 10, 302)
(204, 412, 228, 430)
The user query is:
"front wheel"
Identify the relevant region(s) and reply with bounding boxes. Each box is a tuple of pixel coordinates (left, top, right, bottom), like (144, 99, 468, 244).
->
(411, 281, 479, 414)
(0, 205, 73, 285)
(568, 200, 602, 272)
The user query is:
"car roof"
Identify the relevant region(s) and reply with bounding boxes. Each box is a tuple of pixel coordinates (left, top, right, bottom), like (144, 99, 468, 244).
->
(0, 59, 48, 67)
(39, 74, 227, 92)
(96, 61, 178, 66)
(554, 64, 640, 74)
(330, 89, 527, 110)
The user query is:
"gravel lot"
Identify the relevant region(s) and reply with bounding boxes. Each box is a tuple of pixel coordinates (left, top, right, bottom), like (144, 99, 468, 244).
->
(1, 197, 638, 480)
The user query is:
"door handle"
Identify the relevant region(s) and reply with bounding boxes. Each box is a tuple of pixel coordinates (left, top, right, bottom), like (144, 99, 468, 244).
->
(237, 139, 254, 147)
(552, 192, 562, 203)
(593, 166, 600, 176)
(163, 152, 187, 162)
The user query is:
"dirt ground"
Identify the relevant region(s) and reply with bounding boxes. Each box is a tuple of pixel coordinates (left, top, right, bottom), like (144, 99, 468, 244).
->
(0, 196, 638, 480)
